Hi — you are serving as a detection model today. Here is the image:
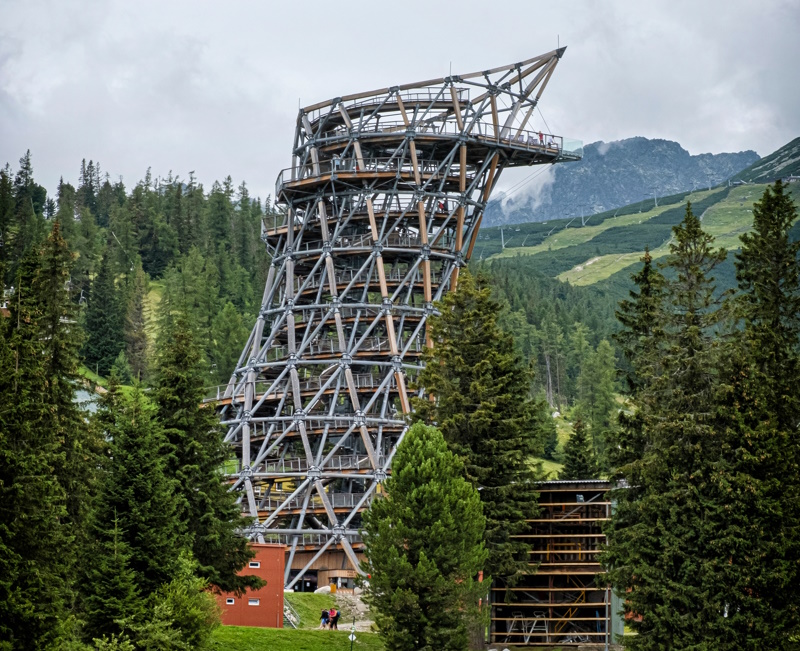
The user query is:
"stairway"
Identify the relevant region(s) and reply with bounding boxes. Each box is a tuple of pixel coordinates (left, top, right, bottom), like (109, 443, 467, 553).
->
(283, 600, 299, 629)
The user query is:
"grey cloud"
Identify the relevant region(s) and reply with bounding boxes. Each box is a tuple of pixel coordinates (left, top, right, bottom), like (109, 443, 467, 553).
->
(1, 0, 798, 201)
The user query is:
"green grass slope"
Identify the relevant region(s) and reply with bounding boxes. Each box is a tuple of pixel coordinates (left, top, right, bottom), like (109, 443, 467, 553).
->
(284, 592, 341, 629)
(210, 626, 383, 651)
(486, 188, 731, 280)
(482, 181, 800, 292)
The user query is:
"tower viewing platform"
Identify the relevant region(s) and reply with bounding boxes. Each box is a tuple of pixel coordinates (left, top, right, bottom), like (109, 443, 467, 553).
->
(218, 47, 582, 589)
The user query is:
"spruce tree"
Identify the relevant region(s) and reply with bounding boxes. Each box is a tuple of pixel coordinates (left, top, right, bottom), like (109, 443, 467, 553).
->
(210, 301, 248, 383)
(708, 179, 800, 646)
(575, 338, 617, 463)
(603, 204, 738, 650)
(0, 252, 71, 649)
(413, 268, 545, 581)
(35, 220, 97, 539)
(81, 513, 143, 640)
(83, 248, 124, 376)
(92, 382, 183, 596)
(154, 311, 258, 593)
(362, 423, 487, 651)
(735, 179, 800, 431)
(0, 165, 14, 278)
(559, 419, 597, 480)
(124, 262, 149, 381)
(613, 247, 666, 391)
(607, 248, 666, 475)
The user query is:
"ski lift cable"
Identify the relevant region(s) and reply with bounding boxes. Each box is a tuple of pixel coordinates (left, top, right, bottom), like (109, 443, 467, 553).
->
(501, 162, 555, 200)
(110, 230, 136, 271)
(537, 106, 552, 137)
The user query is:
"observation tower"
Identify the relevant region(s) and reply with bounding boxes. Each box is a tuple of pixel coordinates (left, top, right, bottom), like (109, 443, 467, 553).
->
(218, 47, 582, 588)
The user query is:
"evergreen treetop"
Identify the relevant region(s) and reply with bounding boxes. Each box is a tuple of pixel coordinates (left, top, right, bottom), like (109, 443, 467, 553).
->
(92, 383, 184, 597)
(559, 419, 597, 480)
(362, 423, 487, 651)
(155, 311, 259, 593)
(413, 268, 545, 581)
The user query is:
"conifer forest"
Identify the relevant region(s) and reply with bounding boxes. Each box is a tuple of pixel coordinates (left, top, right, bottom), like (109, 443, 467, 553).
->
(1, 147, 799, 650)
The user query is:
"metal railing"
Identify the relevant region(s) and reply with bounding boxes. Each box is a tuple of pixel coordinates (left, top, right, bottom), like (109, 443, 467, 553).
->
(306, 88, 470, 123)
(287, 268, 445, 294)
(317, 118, 569, 148)
(266, 335, 424, 361)
(277, 156, 474, 189)
(262, 532, 362, 547)
(261, 454, 385, 474)
(259, 491, 369, 512)
(205, 372, 397, 402)
(262, 196, 461, 233)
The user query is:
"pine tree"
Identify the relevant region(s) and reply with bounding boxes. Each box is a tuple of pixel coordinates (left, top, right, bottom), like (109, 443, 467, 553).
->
(413, 268, 545, 581)
(362, 423, 487, 651)
(559, 419, 596, 480)
(92, 382, 184, 596)
(83, 248, 124, 376)
(154, 311, 259, 593)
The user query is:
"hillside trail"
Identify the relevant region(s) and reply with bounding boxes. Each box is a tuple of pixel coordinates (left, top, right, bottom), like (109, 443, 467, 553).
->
(335, 591, 374, 632)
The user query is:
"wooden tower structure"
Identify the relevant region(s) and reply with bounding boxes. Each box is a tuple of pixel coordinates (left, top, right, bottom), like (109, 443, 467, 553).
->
(218, 47, 582, 588)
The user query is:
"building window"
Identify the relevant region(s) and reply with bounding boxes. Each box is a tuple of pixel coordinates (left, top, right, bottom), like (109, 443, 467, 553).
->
(249, 561, 261, 568)
(226, 598, 235, 605)
(248, 598, 260, 606)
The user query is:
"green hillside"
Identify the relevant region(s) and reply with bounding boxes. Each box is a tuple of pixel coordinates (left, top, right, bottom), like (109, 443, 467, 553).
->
(482, 181, 800, 291)
(730, 136, 800, 183)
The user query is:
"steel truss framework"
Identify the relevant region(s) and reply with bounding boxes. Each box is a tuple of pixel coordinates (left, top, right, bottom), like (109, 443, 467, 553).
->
(218, 47, 581, 588)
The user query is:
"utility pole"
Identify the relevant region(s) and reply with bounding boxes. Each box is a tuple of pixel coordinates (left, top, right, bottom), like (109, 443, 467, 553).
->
(500, 226, 505, 249)
(653, 187, 658, 208)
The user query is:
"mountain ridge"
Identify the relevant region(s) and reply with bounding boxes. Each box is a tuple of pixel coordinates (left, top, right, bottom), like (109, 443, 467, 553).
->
(484, 136, 759, 227)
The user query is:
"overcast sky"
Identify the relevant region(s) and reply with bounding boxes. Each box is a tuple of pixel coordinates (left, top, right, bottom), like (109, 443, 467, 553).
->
(1, 0, 798, 202)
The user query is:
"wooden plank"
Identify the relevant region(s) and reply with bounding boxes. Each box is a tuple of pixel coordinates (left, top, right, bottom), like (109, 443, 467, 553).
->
(500, 58, 556, 134)
(490, 95, 500, 139)
(395, 371, 410, 414)
(301, 114, 320, 176)
(466, 153, 499, 259)
(409, 141, 421, 187)
(450, 85, 464, 131)
(395, 95, 410, 127)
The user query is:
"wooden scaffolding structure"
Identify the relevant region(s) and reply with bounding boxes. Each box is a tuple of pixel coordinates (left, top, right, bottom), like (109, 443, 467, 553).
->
(490, 480, 623, 647)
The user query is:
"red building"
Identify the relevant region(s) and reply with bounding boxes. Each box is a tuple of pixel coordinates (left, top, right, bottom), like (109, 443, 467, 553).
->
(215, 543, 285, 628)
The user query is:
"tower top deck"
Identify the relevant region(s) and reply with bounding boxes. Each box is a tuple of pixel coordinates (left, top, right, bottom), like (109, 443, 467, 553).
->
(277, 48, 581, 201)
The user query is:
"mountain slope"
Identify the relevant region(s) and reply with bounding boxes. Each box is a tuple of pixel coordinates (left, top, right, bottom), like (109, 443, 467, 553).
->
(483, 137, 759, 227)
(729, 137, 800, 183)
(480, 181, 800, 296)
